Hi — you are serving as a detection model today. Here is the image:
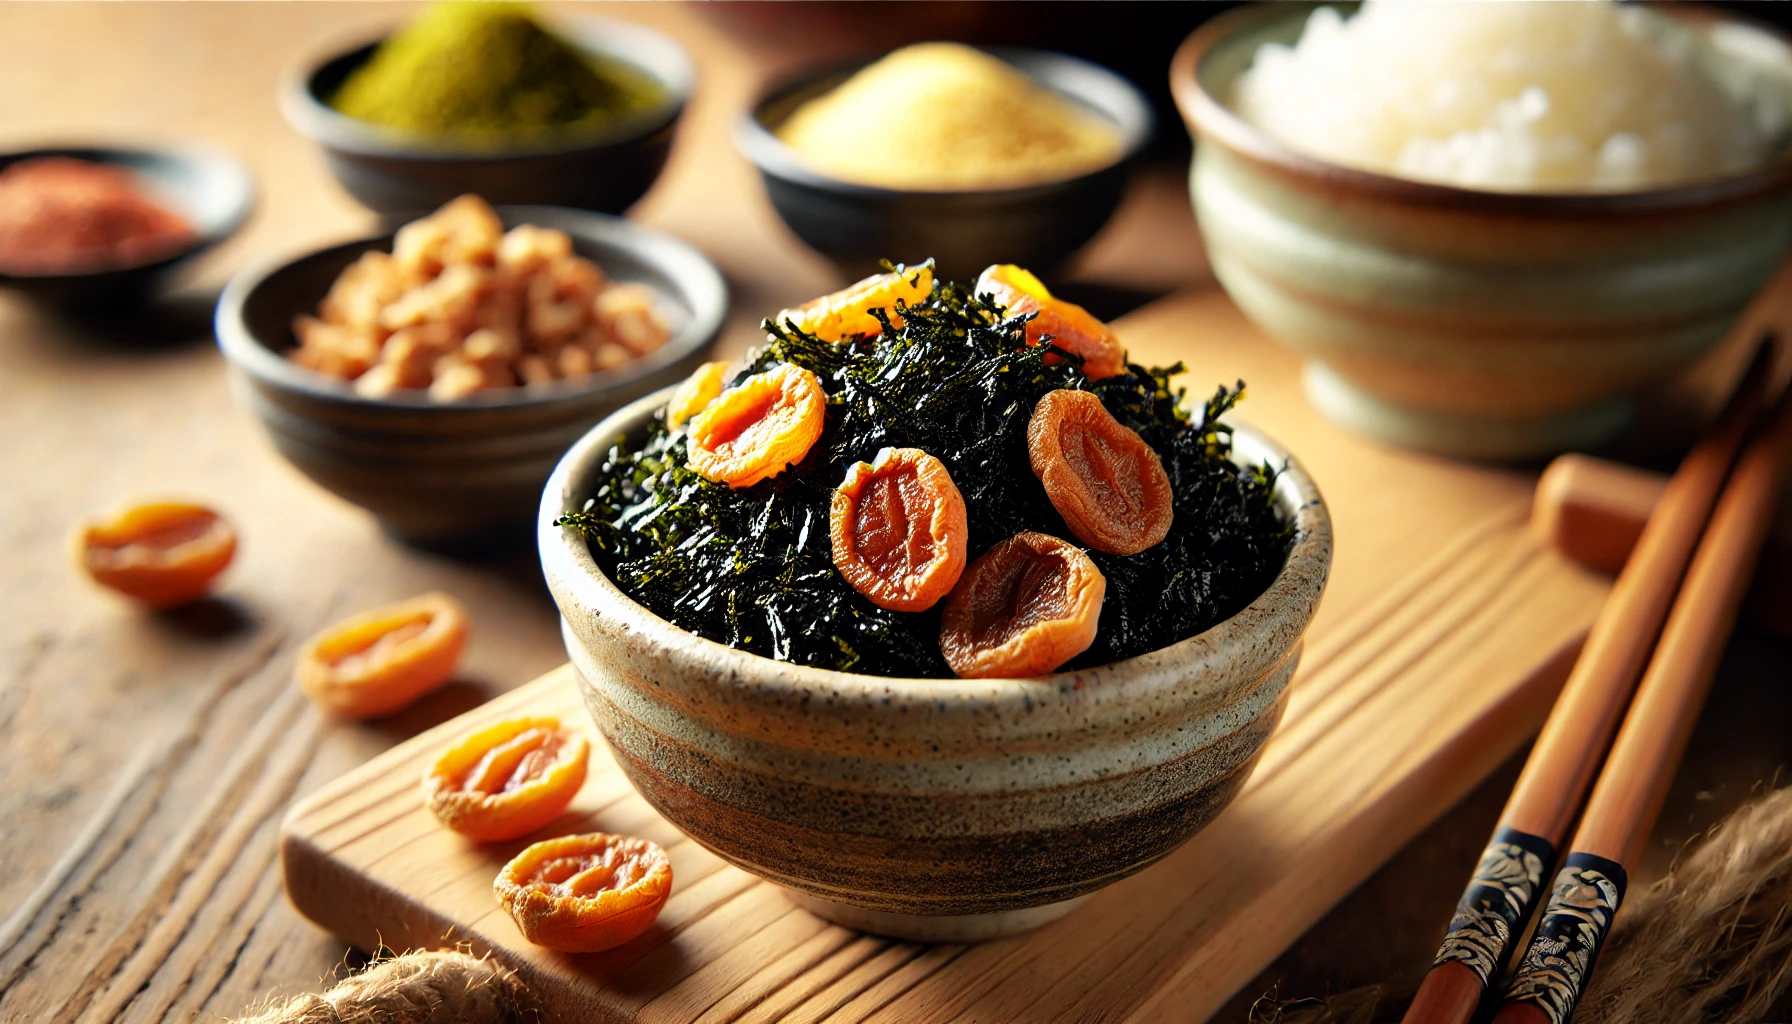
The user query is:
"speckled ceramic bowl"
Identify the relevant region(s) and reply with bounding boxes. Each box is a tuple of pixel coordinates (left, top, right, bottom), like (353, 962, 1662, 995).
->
(539, 387, 1331, 941)
(1172, 4, 1792, 459)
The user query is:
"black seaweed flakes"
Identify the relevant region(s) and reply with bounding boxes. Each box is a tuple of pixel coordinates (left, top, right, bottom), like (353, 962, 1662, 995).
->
(558, 268, 1290, 677)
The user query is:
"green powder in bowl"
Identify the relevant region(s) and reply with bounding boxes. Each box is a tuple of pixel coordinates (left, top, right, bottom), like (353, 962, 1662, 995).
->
(331, 1, 665, 146)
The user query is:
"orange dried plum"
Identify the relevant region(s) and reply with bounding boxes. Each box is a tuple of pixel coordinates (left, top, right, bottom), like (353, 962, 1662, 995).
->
(424, 716, 589, 842)
(1028, 389, 1173, 555)
(495, 832, 673, 953)
(666, 360, 730, 427)
(296, 592, 469, 719)
(830, 447, 968, 612)
(73, 500, 236, 608)
(976, 264, 1126, 379)
(687, 363, 826, 488)
(939, 531, 1105, 678)
(775, 263, 932, 342)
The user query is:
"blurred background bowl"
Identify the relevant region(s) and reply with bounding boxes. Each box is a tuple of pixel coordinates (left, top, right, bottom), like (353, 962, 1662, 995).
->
(279, 14, 691, 222)
(736, 47, 1153, 282)
(0, 143, 254, 308)
(1172, 4, 1792, 460)
(215, 205, 725, 552)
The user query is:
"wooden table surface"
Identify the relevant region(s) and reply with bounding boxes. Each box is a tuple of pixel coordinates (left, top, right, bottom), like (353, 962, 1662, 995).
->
(1, 5, 1787, 1023)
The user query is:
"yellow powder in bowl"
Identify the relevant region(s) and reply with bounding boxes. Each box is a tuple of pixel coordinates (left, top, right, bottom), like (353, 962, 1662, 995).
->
(775, 43, 1124, 191)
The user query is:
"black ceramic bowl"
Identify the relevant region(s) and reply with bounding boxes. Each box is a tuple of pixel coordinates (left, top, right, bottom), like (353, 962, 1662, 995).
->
(215, 206, 726, 551)
(279, 14, 691, 221)
(0, 144, 254, 307)
(736, 48, 1153, 281)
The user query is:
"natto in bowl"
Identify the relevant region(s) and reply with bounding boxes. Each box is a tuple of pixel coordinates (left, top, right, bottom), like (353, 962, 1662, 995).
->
(539, 384, 1331, 941)
(1171, 3, 1792, 460)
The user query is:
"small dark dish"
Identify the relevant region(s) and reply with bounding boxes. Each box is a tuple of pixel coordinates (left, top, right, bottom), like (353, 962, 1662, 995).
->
(0, 144, 254, 307)
(215, 205, 726, 551)
(279, 15, 691, 220)
(736, 48, 1152, 281)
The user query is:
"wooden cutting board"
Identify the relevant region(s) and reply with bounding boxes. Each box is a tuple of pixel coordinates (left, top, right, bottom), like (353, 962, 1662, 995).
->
(280, 288, 1611, 1023)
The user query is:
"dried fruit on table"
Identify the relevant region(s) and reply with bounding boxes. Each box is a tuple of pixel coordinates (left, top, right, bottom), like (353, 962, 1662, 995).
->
(297, 592, 469, 719)
(424, 716, 590, 841)
(687, 363, 826, 488)
(1028, 389, 1173, 555)
(774, 262, 933, 342)
(73, 500, 236, 608)
(495, 832, 673, 953)
(975, 264, 1126, 379)
(940, 531, 1106, 678)
(666, 360, 730, 427)
(830, 447, 968, 612)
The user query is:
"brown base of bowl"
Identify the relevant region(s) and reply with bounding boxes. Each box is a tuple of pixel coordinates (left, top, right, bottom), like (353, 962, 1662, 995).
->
(1304, 361, 1635, 461)
(781, 888, 1092, 942)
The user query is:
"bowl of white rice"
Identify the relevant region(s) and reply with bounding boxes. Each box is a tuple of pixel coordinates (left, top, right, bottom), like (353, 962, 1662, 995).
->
(1171, 2, 1792, 458)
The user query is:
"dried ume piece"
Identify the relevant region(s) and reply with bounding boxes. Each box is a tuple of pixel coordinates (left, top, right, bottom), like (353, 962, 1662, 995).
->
(296, 592, 470, 718)
(667, 360, 730, 427)
(774, 263, 933, 342)
(73, 501, 236, 608)
(830, 447, 968, 612)
(939, 531, 1105, 678)
(495, 832, 673, 952)
(687, 363, 826, 488)
(425, 716, 590, 841)
(976, 264, 1126, 379)
(1028, 389, 1173, 555)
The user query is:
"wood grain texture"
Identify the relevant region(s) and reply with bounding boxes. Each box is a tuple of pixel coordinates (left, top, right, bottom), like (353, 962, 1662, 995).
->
(278, 288, 1612, 1023)
(0, 6, 1207, 1022)
(4, 4, 1788, 1024)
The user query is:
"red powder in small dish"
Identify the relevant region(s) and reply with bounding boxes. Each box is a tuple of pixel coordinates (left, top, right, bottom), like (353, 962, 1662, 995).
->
(0, 157, 197, 276)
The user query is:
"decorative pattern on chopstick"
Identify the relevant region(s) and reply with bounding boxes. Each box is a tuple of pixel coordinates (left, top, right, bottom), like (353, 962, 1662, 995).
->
(1432, 827, 1552, 985)
(1501, 853, 1627, 1024)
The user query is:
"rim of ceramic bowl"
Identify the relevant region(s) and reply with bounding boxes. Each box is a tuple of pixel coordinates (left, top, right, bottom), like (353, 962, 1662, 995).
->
(540, 382, 1332, 708)
(0, 142, 255, 283)
(278, 13, 692, 162)
(734, 46, 1155, 200)
(1169, 2, 1792, 214)
(214, 205, 726, 414)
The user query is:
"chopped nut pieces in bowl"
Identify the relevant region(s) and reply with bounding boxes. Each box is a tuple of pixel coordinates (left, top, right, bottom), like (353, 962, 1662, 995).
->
(540, 263, 1332, 942)
(215, 198, 724, 550)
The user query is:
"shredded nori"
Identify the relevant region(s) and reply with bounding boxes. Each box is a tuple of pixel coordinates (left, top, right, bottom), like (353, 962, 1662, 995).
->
(557, 263, 1291, 678)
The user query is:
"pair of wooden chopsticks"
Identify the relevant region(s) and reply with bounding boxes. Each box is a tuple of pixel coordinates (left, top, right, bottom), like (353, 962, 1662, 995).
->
(1402, 335, 1792, 1024)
